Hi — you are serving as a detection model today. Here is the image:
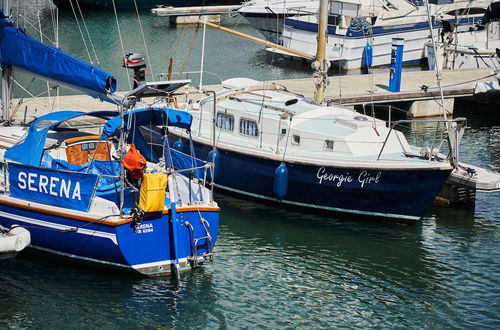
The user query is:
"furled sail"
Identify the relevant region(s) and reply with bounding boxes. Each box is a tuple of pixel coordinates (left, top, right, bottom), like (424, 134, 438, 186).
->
(0, 13, 116, 100)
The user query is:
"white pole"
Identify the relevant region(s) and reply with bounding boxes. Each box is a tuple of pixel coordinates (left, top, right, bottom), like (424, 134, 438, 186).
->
(424, 0, 448, 127)
(2, 0, 11, 121)
(199, 16, 207, 90)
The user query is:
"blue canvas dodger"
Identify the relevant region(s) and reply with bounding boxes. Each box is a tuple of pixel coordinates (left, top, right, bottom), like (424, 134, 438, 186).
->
(5, 111, 118, 166)
(101, 107, 193, 162)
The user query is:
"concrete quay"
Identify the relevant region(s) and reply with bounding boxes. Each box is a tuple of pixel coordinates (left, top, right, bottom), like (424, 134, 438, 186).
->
(10, 68, 498, 121)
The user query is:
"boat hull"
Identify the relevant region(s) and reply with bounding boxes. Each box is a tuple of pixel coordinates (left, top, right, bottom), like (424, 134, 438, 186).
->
(51, 0, 209, 10)
(280, 16, 483, 70)
(186, 141, 452, 220)
(0, 199, 219, 276)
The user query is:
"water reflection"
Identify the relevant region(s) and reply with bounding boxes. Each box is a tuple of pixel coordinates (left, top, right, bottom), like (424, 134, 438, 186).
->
(212, 195, 466, 327)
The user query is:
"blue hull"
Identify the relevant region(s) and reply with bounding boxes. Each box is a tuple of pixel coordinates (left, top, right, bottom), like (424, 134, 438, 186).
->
(182, 141, 451, 220)
(0, 200, 219, 276)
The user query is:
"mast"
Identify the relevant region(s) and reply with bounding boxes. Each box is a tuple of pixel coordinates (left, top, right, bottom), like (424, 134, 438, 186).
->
(1, 0, 11, 121)
(313, 0, 329, 104)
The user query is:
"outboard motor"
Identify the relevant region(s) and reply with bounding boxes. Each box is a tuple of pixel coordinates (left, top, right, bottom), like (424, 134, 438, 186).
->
(123, 52, 146, 89)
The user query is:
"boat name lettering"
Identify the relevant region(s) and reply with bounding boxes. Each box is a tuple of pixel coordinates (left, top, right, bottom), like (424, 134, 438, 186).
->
(358, 170, 382, 188)
(17, 171, 81, 200)
(316, 167, 353, 186)
(135, 223, 154, 234)
(316, 168, 382, 188)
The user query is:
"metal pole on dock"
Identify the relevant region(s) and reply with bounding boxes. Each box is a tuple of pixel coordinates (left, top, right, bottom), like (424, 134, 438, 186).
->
(199, 16, 207, 90)
(424, 0, 449, 126)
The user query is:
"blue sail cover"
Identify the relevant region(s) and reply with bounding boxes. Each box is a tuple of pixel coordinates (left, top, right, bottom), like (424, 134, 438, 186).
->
(5, 111, 119, 166)
(0, 13, 116, 99)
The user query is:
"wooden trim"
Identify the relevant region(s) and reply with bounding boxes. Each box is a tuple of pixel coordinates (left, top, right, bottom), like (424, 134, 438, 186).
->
(175, 206, 221, 213)
(0, 198, 220, 226)
(64, 135, 103, 144)
(0, 198, 133, 226)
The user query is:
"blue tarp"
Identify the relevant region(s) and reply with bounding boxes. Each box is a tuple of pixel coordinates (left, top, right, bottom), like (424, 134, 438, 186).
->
(101, 107, 193, 162)
(0, 13, 116, 99)
(101, 107, 193, 139)
(166, 149, 206, 180)
(6, 108, 192, 167)
(42, 154, 121, 198)
(5, 111, 119, 166)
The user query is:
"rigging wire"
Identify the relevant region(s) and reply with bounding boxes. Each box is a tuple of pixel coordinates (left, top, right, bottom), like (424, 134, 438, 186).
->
(68, 0, 94, 65)
(133, 0, 154, 80)
(34, 0, 52, 110)
(111, 0, 133, 91)
(17, 14, 56, 45)
(73, 0, 101, 67)
(48, 2, 60, 112)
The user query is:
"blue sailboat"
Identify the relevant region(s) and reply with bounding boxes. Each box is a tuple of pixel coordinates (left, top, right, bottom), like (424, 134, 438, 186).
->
(167, 77, 464, 221)
(0, 11, 219, 276)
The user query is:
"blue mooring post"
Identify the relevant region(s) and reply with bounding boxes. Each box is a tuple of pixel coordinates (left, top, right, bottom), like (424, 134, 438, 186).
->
(388, 38, 404, 92)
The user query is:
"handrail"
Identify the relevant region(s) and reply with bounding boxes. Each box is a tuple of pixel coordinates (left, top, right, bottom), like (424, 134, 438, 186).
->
(377, 117, 467, 161)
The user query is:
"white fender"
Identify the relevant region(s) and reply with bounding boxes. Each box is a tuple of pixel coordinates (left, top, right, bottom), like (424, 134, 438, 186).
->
(0, 226, 31, 253)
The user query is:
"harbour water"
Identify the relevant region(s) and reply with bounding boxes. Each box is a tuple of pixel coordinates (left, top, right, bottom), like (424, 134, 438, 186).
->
(1, 1, 499, 328)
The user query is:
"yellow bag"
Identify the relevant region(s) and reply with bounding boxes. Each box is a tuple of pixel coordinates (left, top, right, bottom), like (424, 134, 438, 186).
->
(139, 172, 167, 212)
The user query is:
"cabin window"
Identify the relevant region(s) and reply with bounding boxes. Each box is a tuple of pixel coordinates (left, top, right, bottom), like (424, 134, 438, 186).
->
(445, 7, 485, 16)
(239, 118, 259, 137)
(81, 142, 96, 151)
(325, 140, 334, 150)
(281, 129, 287, 135)
(65, 136, 111, 165)
(292, 135, 300, 145)
(216, 113, 234, 131)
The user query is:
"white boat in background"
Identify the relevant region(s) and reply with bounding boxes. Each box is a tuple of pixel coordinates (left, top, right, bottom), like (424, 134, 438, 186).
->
(238, 0, 319, 42)
(0, 225, 30, 259)
(427, 1, 500, 70)
(267, 0, 492, 70)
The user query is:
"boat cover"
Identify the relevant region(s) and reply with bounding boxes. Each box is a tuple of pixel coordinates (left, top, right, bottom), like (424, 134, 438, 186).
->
(0, 12, 116, 99)
(5, 108, 192, 166)
(5, 111, 118, 166)
(101, 107, 193, 162)
(41, 155, 122, 199)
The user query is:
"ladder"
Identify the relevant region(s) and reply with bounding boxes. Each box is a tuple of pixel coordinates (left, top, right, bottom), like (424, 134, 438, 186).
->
(185, 218, 213, 268)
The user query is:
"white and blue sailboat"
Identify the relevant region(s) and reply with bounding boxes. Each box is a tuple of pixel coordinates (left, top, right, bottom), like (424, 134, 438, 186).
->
(167, 77, 466, 221)
(268, 0, 491, 70)
(183, 0, 474, 221)
(0, 9, 219, 276)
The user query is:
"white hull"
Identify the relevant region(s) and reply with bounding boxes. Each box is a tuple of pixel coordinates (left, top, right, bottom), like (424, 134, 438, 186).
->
(281, 27, 433, 70)
(238, 0, 318, 42)
(245, 16, 286, 43)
